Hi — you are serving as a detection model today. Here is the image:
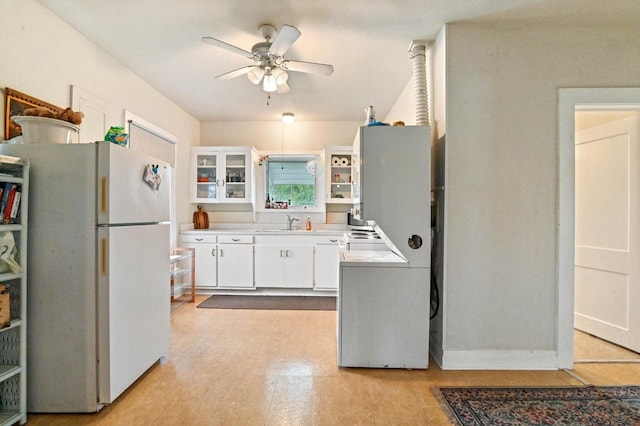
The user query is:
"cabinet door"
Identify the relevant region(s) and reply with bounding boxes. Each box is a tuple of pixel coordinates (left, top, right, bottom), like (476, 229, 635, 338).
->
(283, 245, 314, 288)
(315, 244, 340, 290)
(191, 152, 220, 203)
(183, 242, 217, 288)
(218, 244, 254, 288)
(254, 245, 284, 287)
(221, 152, 252, 203)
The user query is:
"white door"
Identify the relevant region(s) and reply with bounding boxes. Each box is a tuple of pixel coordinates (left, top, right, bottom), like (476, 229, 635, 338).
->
(98, 142, 171, 225)
(183, 242, 217, 288)
(97, 223, 170, 403)
(218, 244, 254, 288)
(255, 245, 284, 287)
(575, 114, 640, 351)
(283, 245, 314, 288)
(315, 244, 340, 290)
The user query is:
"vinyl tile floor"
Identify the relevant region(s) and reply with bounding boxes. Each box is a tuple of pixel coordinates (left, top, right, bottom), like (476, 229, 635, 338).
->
(26, 295, 640, 425)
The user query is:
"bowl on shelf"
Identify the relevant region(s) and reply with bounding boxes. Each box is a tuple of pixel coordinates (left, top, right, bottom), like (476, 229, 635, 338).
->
(11, 116, 79, 144)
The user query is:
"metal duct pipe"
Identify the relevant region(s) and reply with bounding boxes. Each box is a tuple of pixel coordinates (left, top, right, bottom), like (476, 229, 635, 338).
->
(409, 41, 432, 126)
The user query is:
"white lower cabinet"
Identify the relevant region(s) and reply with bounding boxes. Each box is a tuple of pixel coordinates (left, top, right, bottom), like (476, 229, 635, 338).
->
(255, 236, 314, 288)
(314, 236, 341, 290)
(217, 235, 254, 288)
(182, 234, 218, 289)
(182, 232, 342, 291)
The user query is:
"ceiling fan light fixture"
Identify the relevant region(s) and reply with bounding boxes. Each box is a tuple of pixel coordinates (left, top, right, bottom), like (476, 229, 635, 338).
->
(282, 112, 295, 124)
(263, 68, 277, 92)
(272, 67, 289, 85)
(247, 67, 265, 84)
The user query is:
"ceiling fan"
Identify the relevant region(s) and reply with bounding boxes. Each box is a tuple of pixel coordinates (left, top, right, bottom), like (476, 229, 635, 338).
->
(202, 24, 334, 94)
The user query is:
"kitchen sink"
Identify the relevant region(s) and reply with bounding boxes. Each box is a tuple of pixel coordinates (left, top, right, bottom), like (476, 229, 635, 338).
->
(256, 228, 302, 232)
(256, 228, 342, 233)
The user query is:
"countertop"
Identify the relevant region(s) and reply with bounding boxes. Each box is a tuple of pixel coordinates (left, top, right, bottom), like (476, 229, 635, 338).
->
(180, 223, 350, 235)
(181, 222, 409, 266)
(339, 249, 407, 266)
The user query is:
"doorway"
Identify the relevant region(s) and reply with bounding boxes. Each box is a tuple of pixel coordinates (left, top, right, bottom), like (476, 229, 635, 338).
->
(574, 110, 640, 361)
(558, 88, 640, 368)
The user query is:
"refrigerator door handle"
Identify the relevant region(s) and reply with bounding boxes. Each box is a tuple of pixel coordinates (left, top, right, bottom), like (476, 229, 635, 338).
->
(100, 177, 108, 214)
(100, 238, 108, 275)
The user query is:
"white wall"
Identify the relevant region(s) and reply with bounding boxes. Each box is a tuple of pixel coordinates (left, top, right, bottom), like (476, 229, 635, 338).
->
(200, 121, 360, 151)
(384, 80, 416, 126)
(430, 27, 447, 366)
(0, 0, 200, 246)
(439, 22, 640, 369)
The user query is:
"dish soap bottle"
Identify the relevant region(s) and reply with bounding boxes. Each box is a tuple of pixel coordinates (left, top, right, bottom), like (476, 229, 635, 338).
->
(305, 216, 312, 231)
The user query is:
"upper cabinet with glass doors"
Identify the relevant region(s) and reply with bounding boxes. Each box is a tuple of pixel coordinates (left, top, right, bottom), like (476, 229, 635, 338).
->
(324, 146, 355, 204)
(190, 147, 254, 203)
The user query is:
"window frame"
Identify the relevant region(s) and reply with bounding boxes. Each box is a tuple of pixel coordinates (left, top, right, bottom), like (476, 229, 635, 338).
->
(256, 152, 325, 213)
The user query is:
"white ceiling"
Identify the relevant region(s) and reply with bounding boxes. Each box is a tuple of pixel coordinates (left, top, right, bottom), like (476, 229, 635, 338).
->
(36, 0, 640, 123)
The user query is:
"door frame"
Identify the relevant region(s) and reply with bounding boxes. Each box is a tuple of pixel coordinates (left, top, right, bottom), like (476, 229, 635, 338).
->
(558, 88, 640, 368)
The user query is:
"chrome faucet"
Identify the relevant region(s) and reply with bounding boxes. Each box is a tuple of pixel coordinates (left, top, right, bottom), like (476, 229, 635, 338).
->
(286, 215, 300, 230)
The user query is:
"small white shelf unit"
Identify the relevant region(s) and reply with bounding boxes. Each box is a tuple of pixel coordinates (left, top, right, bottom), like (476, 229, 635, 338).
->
(0, 155, 28, 426)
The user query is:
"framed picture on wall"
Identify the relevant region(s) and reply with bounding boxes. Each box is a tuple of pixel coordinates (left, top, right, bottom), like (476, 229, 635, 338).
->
(4, 88, 62, 140)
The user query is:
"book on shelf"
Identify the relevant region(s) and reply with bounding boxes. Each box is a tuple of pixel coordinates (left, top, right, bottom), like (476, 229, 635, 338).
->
(0, 183, 20, 224)
(0, 182, 12, 221)
(9, 191, 21, 221)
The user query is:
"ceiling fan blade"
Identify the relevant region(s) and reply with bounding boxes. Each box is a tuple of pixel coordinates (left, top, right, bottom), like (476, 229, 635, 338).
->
(215, 66, 258, 80)
(202, 36, 253, 59)
(280, 60, 334, 76)
(269, 25, 301, 57)
(277, 82, 290, 94)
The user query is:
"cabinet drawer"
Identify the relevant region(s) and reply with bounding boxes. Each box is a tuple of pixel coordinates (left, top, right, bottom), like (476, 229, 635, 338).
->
(315, 235, 342, 245)
(182, 234, 217, 244)
(218, 235, 253, 244)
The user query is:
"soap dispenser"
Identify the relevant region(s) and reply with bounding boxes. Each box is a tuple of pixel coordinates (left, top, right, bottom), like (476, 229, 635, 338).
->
(305, 216, 312, 231)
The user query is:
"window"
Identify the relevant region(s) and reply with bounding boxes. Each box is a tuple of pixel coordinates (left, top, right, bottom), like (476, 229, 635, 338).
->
(266, 157, 317, 207)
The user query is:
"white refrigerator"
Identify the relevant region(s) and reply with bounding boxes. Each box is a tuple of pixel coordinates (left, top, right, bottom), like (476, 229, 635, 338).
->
(0, 141, 171, 412)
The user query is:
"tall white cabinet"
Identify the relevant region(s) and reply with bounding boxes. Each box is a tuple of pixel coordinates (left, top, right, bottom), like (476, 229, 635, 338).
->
(0, 155, 28, 425)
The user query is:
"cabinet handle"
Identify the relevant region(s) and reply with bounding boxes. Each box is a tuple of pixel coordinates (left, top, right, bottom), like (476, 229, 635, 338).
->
(232, 238, 240, 242)
(286, 250, 291, 257)
(220, 249, 224, 257)
(196, 238, 204, 241)
(211, 248, 216, 257)
(280, 249, 285, 258)
(330, 239, 338, 243)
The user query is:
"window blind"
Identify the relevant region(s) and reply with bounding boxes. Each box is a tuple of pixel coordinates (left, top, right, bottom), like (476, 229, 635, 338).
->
(267, 161, 314, 185)
(128, 120, 176, 167)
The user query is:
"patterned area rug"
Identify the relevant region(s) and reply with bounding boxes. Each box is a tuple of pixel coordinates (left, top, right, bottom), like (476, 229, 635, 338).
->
(439, 386, 640, 425)
(197, 295, 336, 311)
